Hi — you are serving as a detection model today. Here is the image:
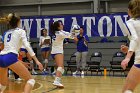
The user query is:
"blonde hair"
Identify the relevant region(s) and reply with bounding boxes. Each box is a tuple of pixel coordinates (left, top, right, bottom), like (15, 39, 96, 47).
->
(0, 13, 20, 28)
(128, 0, 140, 18)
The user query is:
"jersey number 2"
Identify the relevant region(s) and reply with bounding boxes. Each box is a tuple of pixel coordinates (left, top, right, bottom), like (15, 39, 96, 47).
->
(7, 33, 12, 42)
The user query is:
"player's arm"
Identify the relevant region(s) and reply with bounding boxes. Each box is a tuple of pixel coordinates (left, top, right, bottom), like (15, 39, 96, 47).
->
(61, 31, 78, 42)
(121, 21, 138, 69)
(83, 35, 89, 45)
(21, 30, 43, 71)
(127, 22, 138, 53)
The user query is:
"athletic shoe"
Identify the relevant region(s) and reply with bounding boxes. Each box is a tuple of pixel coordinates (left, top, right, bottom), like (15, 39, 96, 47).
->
(81, 71, 84, 76)
(15, 78, 22, 81)
(52, 70, 56, 75)
(53, 80, 64, 88)
(32, 70, 38, 75)
(73, 71, 80, 75)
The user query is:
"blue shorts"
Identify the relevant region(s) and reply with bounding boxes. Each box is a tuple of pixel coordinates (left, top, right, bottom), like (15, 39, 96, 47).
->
(134, 64, 140, 68)
(0, 53, 18, 67)
(20, 48, 28, 53)
(51, 53, 62, 59)
(41, 47, 50, 52)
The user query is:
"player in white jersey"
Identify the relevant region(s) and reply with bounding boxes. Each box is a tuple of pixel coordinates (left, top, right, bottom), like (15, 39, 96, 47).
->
(20, 29, 37, 75)
(50, 21, 77, 88)
(0, 13, 43, 93)
(39, 28, 51, 73)
(121, 0, 140, 93)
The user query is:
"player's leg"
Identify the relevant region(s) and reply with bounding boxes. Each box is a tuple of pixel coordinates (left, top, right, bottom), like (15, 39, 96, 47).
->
(81, 51, 88, 75)
(44, 50, 50, 71)
(122, 65, 140, 93)
(0, 67, 8, 93)
(53, 54, 64, 88)
(9, 61, 35, 93)
(73, 52, 81, 75)
(41, 50, 47, 71)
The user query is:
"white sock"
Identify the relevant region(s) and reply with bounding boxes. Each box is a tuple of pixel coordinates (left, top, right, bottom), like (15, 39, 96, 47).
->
(0, 84, 6, 92)
(124, 90, 133, 93)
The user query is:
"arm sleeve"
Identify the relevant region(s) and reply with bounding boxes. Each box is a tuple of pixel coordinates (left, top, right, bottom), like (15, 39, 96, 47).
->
(21, 30, 35, 56)
(126, 21, 139, 52)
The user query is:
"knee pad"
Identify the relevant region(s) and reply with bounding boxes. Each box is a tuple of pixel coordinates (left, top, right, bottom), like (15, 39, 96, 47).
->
(124, 90, 133, 93)
(27, 79, 35, 87)
(57, 67, 64, 74)
(0, 84, 6, 92)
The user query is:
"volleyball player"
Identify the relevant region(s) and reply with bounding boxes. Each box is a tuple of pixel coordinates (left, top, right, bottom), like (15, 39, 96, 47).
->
(0, 13, 43, 93)
(50, 21, 77, 88)
(121, 0, 140, 93)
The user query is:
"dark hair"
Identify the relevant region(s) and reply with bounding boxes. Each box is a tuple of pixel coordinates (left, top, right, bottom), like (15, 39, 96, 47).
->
(128, 0, 140, 18)
(50, 21, 60, 36)
(41, 28, 47, 36)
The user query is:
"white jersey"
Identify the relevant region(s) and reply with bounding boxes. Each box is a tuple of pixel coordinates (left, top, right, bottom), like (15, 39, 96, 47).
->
(39, 36, 51, 48)
(51, 30, 74, 54)
(21, 35, 30, 49)
(125, 18, 140, 64)
(0, 28, 35, 56)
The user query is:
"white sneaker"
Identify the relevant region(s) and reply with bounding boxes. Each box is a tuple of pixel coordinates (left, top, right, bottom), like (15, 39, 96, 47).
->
(53, 80, 64, 88)
(124, 90, 133, 93)
(8, 70, 12, 75)
(32, 70, 38, 74)
(15, 78, 22, 81)
(52, 70, 56, 75)
(73, 71, 80, 75)
(81, 71, 84, 76)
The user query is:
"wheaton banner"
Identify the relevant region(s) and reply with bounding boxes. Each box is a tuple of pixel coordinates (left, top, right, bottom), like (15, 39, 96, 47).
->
(20, 13, 129, 38)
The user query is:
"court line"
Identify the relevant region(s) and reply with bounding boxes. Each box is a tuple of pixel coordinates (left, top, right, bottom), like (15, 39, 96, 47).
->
(42, 87, 58, 93)
(32, 82, 43, 92)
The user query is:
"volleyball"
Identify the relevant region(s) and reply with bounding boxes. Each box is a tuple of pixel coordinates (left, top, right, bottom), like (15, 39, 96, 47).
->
(72, 25, 80, 33)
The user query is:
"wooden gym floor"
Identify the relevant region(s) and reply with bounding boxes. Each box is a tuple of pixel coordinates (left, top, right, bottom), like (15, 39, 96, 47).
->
(4, 75, 140, 93)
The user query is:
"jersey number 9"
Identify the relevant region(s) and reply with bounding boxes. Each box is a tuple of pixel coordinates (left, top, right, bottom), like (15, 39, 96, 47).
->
(7, 33, 12, 42)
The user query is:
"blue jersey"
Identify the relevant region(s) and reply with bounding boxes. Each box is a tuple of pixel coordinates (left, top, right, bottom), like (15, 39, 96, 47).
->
(77, 34, 89, 52)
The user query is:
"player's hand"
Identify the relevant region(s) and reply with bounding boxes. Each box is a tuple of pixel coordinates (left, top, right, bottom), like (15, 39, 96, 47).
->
(36, 61, 43, 71)
(121, 58, 130, 70)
